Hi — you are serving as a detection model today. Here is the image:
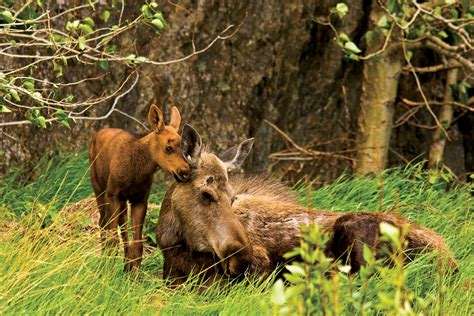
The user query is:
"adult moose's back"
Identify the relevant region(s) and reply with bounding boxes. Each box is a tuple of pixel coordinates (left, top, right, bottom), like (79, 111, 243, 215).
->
(89, 104, 191, 271)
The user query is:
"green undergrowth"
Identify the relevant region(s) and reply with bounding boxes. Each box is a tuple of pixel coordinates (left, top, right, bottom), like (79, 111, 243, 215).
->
(0, 153, 472, 314)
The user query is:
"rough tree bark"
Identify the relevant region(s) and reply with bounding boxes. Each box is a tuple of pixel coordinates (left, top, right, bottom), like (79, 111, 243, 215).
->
(1, 0, 472, 182)
(428, 64, 458, 170)
(355, 6, 401, 175)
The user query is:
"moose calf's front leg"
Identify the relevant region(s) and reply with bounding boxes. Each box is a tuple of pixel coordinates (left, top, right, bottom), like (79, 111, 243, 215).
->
(125, 202, 147, 271)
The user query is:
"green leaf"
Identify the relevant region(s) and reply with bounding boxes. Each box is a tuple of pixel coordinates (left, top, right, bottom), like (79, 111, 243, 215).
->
(0, 105, 12, 113)
(99, 59, 109, 70)
(54, 110, 71, 129)
(141, 5, 152, 19)
(124, 54, 136, 64)
(35, 116, 47, 128)
(286, 264, 306, 276)
(32, 92, 43, 104)
(271, 280, 287, 306)
(53, 60, 63, 77)
(1, 10, 14, 23)
(217, 81, 231, 92)
(83, 17, 95, 26)
(102, 10, 110, 23)
(338, 265, 352, 274)
(59, 121, 71, 129)
(153, 11, 164, 21)
(406, 50, 413, 62)
(134, 56, 148, 64)
(379, 222, 400, 244)
(347, 53, 360, 61)
(79, 23, 94, 35)
(339, 32, 350, 42)
(23, 80, 35, 91)
(78, 36, 86, 50)
(26, 108, 40, 120)
(335, 3, 348, 18)
(283, 249, 300, 259)
(54, 109, 67, 120)
(9, 89, 21, 102)
(362, 244, 375, 265)
(51, 34, 67, 44)
(283, 273, 302, 285)
(151, 18, 165, 29)
(66, 20, 80, 32)
(344, 41, 362, 53)
(377, 15, 388, 28)
(438, 31, 448, 39)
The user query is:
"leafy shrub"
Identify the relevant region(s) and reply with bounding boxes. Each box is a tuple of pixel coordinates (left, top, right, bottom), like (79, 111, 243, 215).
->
(271, 222, 455, 315)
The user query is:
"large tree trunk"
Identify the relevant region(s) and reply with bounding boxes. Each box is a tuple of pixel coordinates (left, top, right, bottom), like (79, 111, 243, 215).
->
(355, 6, 401, 175)
(428, 65, 458, 169)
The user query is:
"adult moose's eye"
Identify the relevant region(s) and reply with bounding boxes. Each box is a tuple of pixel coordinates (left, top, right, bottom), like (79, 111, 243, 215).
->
(165, 146, 173, 154)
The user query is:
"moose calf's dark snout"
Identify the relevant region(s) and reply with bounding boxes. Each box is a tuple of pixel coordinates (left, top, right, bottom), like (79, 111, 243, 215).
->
(177, 168, 191, 181)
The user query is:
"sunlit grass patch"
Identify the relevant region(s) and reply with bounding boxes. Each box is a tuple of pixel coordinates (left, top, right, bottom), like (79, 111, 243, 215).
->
(0, 153, 472, 314)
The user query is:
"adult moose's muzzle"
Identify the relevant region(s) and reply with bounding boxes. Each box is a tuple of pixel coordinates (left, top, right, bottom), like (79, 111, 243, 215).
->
(209, 217, 254, 277)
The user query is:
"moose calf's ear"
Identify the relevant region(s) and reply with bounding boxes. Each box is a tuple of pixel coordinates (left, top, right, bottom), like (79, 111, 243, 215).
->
(219, 138, 254, 172)
(168, 106, 181, 131)
(148, 104, 165, 132)
(181, 124, 202, 166)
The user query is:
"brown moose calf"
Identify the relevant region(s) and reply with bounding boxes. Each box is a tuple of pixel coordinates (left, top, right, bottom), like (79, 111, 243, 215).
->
(157, 128, 457, 285)
(89, 105, 191, 271)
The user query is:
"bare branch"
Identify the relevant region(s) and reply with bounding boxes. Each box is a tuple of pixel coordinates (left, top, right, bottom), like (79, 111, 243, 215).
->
(400, 97, 473, 112)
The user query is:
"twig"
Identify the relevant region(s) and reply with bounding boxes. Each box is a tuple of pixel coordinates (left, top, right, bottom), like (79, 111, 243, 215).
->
(403, 62, 461, 73)
(264, 120, 354, 162)
(402, 39, 449, 139)
(0, 72, 139, 127)
(400, 98, 473, 112)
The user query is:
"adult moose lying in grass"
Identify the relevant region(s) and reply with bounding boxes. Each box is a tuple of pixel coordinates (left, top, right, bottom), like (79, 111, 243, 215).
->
(89, 104, 191, 271)
(157, 127, 457, 286)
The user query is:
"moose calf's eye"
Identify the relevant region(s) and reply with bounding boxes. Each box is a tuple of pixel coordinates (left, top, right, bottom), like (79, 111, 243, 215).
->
(165, 146, 173, 154)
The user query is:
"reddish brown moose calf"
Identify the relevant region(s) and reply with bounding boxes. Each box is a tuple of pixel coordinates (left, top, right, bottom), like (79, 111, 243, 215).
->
(89, 104, 191, 271)
(157, 128, 457, 286)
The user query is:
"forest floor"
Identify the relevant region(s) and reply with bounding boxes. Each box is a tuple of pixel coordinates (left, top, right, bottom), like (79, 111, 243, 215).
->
(0, 152, 472, 314)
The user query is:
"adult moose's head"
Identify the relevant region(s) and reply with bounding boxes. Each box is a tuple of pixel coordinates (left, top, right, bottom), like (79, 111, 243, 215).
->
(146, 105, 190, 182)
(161, 124, 255, 276)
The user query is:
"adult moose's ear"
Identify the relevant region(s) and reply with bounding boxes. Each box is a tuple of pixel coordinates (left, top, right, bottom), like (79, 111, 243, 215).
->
(148, 104, 165, 132)
(168, 106, 181, 130)
(181, 124, 202, 167)
(219, 138, 254, 172)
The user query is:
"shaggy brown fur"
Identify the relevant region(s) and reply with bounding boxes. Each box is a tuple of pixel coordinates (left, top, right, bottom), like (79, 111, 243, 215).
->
(157, 131, 457, 285)
(89, 105, 191, 271)
(157, 134, 255, 285)
(328, 212, 457, 272)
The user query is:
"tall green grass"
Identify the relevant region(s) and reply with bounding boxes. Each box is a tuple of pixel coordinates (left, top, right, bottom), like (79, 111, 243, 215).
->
(0, 153, 472, 314)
